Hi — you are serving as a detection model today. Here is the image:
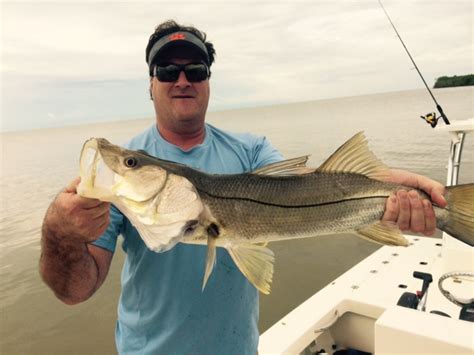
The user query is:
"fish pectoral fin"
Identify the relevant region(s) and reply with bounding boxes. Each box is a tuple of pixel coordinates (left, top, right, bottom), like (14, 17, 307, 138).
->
(356, 221, 409, 246)
(316, 132, 391, 181)
(252, 156, 315, 176)
(202, 234, 217, 292)
(227, 244, 275, 295)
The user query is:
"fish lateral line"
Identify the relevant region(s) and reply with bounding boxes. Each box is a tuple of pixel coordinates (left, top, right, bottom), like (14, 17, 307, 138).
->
(195, 188, 390, 209)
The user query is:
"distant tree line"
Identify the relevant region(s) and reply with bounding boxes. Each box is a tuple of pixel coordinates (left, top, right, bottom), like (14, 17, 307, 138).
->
(434, 74, 473, 88)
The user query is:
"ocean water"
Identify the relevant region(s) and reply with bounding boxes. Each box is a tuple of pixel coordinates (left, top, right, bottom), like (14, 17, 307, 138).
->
(1, 87, 473, 354)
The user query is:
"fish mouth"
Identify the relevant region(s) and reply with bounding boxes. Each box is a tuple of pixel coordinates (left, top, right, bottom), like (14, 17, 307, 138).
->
(77, 138, 116, 200)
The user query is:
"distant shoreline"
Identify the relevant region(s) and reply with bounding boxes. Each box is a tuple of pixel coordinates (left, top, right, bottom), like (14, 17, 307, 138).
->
(434, 74, 473, 88)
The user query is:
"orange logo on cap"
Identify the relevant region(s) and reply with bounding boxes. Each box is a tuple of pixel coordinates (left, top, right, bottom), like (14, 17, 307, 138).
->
(169, 33, 186, 41)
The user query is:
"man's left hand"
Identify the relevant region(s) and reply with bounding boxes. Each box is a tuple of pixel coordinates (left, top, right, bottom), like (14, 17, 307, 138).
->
(382, 169, 447, 236)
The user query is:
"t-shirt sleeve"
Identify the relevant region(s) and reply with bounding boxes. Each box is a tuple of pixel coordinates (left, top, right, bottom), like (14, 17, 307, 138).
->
(90, 204, 123, 253)
(251, 136, 284, 170)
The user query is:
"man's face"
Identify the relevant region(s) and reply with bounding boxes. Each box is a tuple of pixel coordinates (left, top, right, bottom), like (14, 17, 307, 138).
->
(150, 57, 210, 131)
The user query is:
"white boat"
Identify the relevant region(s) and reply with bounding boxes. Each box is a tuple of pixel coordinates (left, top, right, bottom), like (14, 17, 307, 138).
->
(259, 119, 474, 355)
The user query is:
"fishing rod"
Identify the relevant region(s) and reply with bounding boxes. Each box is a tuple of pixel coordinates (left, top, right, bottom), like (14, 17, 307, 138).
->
(377, 0, 450, 127)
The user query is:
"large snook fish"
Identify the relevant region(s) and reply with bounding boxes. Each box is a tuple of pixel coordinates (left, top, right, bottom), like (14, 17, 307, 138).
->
(77, 132, 474, 294)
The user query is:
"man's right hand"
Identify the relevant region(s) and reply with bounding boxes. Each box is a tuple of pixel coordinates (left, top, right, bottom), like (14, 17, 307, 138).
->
(45, 177, 110, 243)
(40, 177, 113, 304)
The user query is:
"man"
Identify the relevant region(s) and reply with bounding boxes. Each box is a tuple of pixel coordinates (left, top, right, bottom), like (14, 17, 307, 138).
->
(40, 20, 446, 354)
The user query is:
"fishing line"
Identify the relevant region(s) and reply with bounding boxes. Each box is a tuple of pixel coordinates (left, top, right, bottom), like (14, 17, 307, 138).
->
(377, 0, 450, 127)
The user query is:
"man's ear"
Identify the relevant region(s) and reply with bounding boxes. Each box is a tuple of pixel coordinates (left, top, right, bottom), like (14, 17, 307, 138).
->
(149, 78, 153, 100)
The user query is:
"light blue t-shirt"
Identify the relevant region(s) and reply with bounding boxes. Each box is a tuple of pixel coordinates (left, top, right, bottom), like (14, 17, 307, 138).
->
(93, 123, 283, 355)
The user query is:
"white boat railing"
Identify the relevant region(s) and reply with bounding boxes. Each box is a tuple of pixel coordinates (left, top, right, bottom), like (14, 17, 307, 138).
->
(435, 118, 474, 186)
(435, 119, 474, 274)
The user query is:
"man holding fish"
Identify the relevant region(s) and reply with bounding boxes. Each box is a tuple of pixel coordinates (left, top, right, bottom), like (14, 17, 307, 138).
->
(40, 20, 451, 355)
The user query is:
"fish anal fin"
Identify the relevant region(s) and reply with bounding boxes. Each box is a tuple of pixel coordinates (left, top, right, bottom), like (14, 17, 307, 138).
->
(227, 244, 275, 294)
(316, 132, 390, 181)
(252, 156, 315, 176)
(356, 221, 409, 246)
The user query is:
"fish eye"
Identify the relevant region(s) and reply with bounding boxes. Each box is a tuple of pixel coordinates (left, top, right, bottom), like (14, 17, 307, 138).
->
(124, 156, 138, 168)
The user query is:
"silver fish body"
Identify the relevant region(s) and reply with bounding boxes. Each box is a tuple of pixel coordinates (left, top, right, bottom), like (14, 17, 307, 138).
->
(186, 172, 403, 243)
(77, 133, 474, 294)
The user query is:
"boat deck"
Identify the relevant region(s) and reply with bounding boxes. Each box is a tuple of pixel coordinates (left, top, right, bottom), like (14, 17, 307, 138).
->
(259, 234, 473, 354)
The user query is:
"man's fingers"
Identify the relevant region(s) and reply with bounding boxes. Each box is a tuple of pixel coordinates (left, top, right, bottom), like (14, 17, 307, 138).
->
(88, 202, 111, 219)
(94, 212, 111, 236)
(75, 195, 104, 209)
(385, 189, 438, 236)
(430, 186, 447, 208)
(423, 199, 436, 236)
(71, 206, 110, 240)
(71, 194, 105, 209)
(63, 177, 106, 209)
(408, 190, 425, 233)
(396, 190, 411, 231)
(383, 193, 399, 222)
(46, 178, 110, 242)
(65, 177, 81, 193)
(417, 175, 447, 207)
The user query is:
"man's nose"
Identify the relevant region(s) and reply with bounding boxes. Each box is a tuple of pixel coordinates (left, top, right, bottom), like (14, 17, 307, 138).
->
(175, 70, 191, 87)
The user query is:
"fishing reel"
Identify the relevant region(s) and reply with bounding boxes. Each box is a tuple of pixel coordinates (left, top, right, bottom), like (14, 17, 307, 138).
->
(420, 105, 450, 128)
(420, 112, 439, 128)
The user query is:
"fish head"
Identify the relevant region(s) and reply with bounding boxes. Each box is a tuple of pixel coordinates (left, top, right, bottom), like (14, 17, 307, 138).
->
(77, 138, 168, 203)
(77, 138, 206, 253)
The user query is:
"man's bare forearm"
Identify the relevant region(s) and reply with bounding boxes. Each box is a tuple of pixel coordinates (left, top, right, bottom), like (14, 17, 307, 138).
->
(39, 178, 111, 304)
(40, 223, 100, 305)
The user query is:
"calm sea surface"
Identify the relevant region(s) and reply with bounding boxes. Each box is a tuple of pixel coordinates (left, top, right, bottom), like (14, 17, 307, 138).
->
(1, 87, 473, 354)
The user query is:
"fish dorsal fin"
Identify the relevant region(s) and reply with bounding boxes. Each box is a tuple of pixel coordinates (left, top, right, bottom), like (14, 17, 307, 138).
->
(316, 132, 390, 180)
(356, 221, 409, 246)
(227, 244, 275, 294)
(253, 156, 315, 176)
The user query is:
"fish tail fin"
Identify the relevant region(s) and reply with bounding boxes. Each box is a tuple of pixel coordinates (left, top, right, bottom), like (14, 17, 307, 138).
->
(441, 184, 474, 246)
(227, 244, 275, 294)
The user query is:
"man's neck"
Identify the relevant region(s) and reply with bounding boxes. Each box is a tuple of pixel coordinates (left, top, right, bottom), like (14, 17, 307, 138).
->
(157, 123, 206, 151)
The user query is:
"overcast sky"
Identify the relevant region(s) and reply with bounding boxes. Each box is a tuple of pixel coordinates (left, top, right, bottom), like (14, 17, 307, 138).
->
(1, 0, 472, 131)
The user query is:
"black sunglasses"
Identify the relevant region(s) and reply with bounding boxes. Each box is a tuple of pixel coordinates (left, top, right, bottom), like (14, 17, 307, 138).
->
(153, 63, 209, 83)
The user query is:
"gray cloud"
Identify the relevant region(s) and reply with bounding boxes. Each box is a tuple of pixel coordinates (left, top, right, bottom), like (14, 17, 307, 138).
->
(2, 0, 472, 131)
